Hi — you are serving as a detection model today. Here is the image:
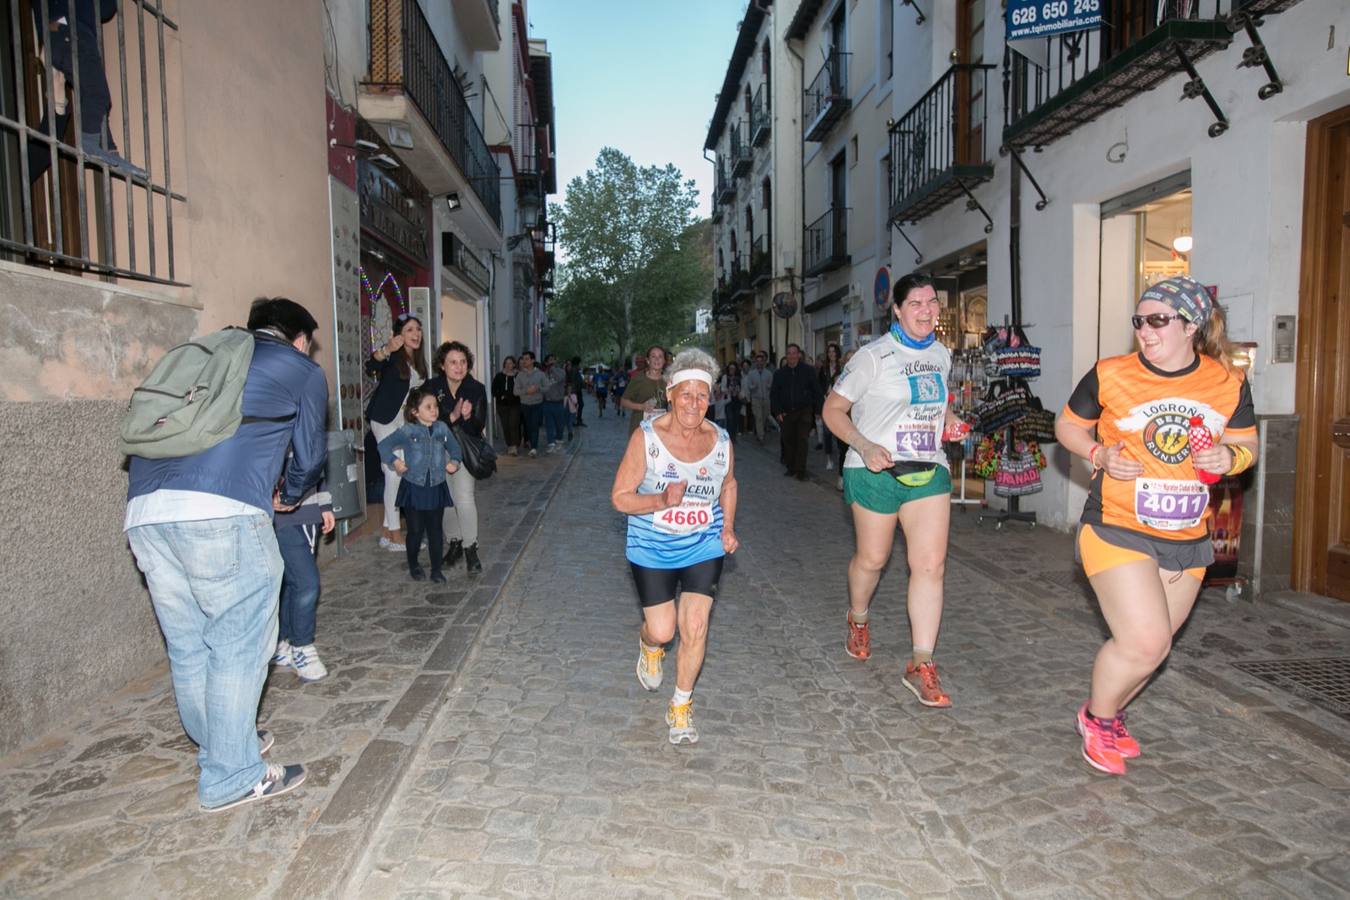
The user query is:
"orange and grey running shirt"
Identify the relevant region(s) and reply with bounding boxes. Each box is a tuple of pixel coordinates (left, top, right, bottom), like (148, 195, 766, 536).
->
(1061, 352, 1255, 543)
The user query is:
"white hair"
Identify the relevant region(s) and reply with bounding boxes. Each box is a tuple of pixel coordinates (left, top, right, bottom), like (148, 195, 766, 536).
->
(666, 348, 720, 388)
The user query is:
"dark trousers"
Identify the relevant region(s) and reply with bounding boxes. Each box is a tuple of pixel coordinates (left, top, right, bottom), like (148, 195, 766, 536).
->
(724, 399, 741, 441)
(276, 524, 320, 646)
(575, 392, 585, 424)
(498, 404, 522, 447)
(521, 403, 543, 449)
(405, 507, 444, 576)
(781, 407, 815, 477)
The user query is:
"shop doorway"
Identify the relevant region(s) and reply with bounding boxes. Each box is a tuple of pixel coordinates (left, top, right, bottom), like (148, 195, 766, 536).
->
(1294, 106, 1350, 602)
(1099, 174, 1192, 357)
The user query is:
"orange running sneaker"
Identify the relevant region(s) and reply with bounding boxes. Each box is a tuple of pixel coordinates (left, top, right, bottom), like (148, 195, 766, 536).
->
(846, 616, 871, 660)
(1076, 703, 1126, 775)
(1112, 711, 1141, 759)
(902, 660, 952, 708)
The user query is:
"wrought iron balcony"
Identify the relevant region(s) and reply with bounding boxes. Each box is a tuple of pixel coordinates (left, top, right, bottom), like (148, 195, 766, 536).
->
(750, 234, 771, 285)
(803, 207, 848, 277)
(366, 0, 501, 229)
(751, 84, 770, 147)
(729, 252, 754, 298)
(716, 164, 736, 204)
(712, 282, 738, 323)
(1004, 0, 1235, 149)
(730, 123, 753, 178)
(711, 201, 724, 224)
(888, 64, 996, 226)
(804, 50, 850, 142)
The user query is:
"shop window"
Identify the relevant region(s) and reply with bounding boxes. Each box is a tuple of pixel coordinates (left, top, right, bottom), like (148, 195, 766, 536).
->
(1100, 174, 1192, 356)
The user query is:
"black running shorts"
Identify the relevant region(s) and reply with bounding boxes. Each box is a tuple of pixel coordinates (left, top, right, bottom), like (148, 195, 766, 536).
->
(629, 557, 724, 608)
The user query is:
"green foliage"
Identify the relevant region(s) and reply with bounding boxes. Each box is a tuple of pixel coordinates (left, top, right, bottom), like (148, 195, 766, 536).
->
(547, 148, 710, 364)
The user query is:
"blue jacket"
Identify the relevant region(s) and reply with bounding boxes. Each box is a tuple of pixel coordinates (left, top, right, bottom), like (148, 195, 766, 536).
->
(377, 420, 462, 487)
(127, 332, 329, 512)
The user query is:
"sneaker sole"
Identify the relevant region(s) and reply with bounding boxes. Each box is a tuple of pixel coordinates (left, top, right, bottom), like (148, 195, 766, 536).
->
(845, 644, 870, 661)
(295, 670, 327, 683)
(901, 677, 952, 708)
(668, 731, 699, 745)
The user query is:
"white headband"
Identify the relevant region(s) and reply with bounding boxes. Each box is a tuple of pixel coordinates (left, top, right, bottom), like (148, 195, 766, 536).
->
(667, 369, 713, 390)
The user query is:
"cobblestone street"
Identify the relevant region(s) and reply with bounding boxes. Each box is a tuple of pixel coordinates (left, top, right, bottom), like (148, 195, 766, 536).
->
(352, 416, 1350, 898)
(3, 411, 1350, 898)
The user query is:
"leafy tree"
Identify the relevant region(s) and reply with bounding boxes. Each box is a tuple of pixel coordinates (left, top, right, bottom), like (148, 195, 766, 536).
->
(548, 148, 708, 365)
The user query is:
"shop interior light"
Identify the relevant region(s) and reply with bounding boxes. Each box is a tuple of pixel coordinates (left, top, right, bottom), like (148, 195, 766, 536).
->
(1172, 233, 1193, 253)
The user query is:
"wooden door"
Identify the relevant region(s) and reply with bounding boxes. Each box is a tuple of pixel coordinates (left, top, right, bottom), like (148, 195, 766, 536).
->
(1294, 108, 1350, 601)
(954, 0, 986, 165)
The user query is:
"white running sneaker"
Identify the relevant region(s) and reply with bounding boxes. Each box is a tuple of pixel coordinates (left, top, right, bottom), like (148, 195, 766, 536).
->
(271, 640, 293, 668)
(666, 701, 699, 745)
(636, 638, 664, 691)
(825, 457, 835, 471)
(528, 448, 538, 458)
(290, 644, 328, 682)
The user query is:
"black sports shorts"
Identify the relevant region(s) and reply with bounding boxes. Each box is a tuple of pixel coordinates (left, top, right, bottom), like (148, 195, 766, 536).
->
(629, 557, 724, 607)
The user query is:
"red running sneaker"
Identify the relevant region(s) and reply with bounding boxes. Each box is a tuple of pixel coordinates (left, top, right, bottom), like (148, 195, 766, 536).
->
(1076, 703, 1126, 775)
(846, 617, 871, 660)
(902, 661, 952, 708)
(1112, 711, 1141, 759)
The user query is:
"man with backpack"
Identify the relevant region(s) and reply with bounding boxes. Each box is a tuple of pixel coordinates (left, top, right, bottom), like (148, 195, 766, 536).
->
(123, 297, 329, 812)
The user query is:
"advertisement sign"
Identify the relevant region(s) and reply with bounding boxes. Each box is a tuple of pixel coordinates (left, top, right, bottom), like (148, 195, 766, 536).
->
(874, 266, 891, 310)
(1007, 0, 1101, 40)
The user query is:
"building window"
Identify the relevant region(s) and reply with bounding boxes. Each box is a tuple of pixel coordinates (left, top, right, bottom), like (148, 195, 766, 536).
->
(881, 0, 894, 80)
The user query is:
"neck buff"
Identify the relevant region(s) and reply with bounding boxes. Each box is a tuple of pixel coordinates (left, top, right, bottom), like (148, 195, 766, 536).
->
(891, 321, 936, 350)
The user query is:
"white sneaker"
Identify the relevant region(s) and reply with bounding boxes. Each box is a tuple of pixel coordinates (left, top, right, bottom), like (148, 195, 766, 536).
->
(290, 644, 328, 682)
(666, 701, 699, 745)
(271, 639, 293, 668)
(378, 535, 405, 552)
(825, 458, 835, 471)
(836, 475, 844, 491)
(528, 448, 538, 458)
(636, 638, 664, 691)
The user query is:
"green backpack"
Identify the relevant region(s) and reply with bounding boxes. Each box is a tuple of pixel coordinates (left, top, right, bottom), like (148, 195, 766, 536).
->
(119, 327, 275, 459)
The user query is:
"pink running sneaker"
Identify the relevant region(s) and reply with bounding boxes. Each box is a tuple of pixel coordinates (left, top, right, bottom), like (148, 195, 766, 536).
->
(845, 617, 871, 660)
(1076, 703, 1126, 775)
(1112, 711, 1141, 759)
(902, 661, 952, 708)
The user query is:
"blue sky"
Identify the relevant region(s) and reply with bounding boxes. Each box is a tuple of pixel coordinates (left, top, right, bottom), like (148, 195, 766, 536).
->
(527, 1, 746, 219)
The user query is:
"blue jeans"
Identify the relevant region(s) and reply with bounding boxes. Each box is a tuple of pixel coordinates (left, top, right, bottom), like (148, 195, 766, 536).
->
(275, 523, 320, 647)
(543, 400, 566, 444)
(521, 403, 543, 450)
(127, 515, 283, 808)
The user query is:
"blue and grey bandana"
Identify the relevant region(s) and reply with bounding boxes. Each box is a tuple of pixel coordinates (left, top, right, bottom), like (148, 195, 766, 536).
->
(1139, 276, 1213, 326)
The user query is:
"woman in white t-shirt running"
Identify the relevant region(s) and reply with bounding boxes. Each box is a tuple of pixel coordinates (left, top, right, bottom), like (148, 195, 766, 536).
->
(821, 272, 968, 708)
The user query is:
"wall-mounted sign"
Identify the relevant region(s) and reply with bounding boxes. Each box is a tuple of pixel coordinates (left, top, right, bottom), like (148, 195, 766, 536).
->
(874, 266, 891, 310)
(1007, 0, 1101, 41)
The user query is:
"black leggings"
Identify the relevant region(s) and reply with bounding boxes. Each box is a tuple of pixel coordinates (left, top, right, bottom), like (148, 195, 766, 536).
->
(405, 507, 444, 574)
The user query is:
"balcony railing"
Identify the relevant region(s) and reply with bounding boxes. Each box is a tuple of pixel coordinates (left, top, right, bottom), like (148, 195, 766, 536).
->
(751, 83, 770, 147)
(888, 64, 997, 225)
(716, 164, 736, 204)
(711, 200, 723, 224)
(1004, 0, 1235, 149)
(368, 0, 501, 226)
(0, 0, 187, 284)
(730, 122, 752, 178)
(750, 233, 770, 285)
(712, 282, 737, 323)
(729, 251, 753, 298)
(803, 207, 848, 277)
(804, 50, 850, 142)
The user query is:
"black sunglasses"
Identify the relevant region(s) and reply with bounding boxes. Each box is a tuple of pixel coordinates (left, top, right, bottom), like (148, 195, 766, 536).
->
(1131, 312, 1183, 330)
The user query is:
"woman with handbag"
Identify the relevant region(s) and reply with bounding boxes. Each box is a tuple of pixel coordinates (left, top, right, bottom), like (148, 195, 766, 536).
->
(424, 341, 487, 574)
(1056, 276, 1257, 775)
(821, 272, 969, 708)
(366, 313, 428, 551)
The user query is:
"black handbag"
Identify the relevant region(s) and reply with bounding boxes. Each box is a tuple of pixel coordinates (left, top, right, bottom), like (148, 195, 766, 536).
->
(452, 425, 497, 480)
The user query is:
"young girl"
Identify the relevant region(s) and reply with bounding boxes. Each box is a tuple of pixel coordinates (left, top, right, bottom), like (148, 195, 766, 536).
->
(377, 389, 462, 582)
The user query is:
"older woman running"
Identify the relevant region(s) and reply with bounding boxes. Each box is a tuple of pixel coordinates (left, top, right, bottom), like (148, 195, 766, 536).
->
(611, 348, 739, 745)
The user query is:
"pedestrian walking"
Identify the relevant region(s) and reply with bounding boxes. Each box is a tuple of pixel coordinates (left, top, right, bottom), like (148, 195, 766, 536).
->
(513, 351, 547, 457)
(365, 313, 428, 551)
(611, 348, 739, 745)
(619, 345, 668, 434)
(424, 340, 486, 575)
(741, 351, 773, 442)
(271, 471, 336, 682)
(770, 343, 824, 480)
(1055, 275, 1257, 775)
(821, 272, 965, 708)
(819, 342, 845, 471)
(570, 356, 588, 428)
(376, 389, 463, 583)
(719, 361, 742, 443)
(594, 367, 611, 417)
(541, 354, 568, 451)
(125, 297, 327, 811)
(492, 356, 523, 455)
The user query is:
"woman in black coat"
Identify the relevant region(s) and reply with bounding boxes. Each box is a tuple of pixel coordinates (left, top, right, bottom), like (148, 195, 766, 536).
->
(492, 356, 522, 454)
(424, 340, 488, 573)
(365, 313, 428, 550)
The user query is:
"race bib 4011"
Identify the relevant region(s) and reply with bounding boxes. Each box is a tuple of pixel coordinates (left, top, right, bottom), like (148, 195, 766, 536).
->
(1134, 478, 1209, 531)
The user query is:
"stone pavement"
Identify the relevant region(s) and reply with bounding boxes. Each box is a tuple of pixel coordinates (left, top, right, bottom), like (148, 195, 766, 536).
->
(0, 442, 578, 899)
(353, 412, 1350, 898)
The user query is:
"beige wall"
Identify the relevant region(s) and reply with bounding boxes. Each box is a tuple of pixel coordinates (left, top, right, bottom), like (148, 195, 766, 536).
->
(0, 0, 335, 755)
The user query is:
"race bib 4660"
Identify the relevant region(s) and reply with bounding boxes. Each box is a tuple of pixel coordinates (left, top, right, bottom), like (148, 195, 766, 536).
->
(653, 501, 714, 535)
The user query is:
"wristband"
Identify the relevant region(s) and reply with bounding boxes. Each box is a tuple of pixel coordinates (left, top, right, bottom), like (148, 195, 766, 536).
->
(1088, 443, 1104, 471)
(1225, 444, 1254, 476)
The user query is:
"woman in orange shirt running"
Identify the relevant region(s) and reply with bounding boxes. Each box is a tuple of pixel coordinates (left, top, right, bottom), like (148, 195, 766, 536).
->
(1056, 276, 1258, 775)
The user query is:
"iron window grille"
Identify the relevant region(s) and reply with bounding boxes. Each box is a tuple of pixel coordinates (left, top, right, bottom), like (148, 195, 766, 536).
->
(803, 206, 848, 277)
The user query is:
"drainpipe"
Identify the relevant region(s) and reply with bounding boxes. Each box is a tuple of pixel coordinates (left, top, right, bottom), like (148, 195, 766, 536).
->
(785, 35, 807, 365)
